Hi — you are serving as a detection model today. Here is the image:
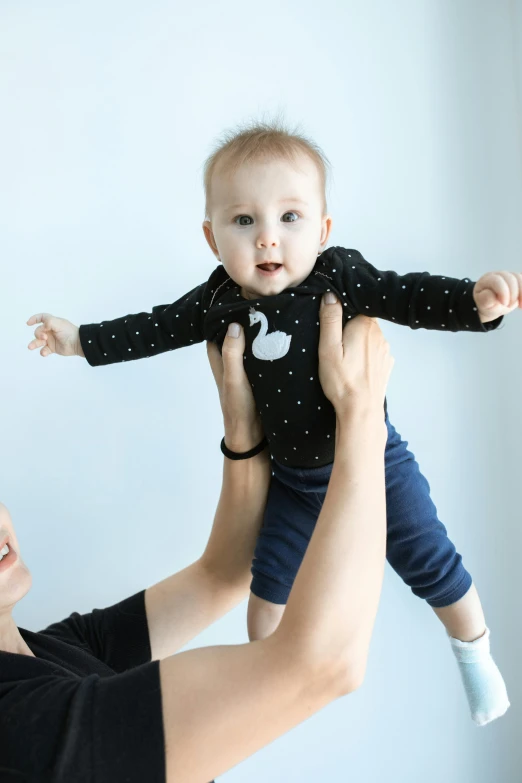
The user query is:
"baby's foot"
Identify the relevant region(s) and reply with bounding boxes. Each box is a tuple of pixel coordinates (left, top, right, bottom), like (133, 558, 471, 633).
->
(450, 627, 510, 726)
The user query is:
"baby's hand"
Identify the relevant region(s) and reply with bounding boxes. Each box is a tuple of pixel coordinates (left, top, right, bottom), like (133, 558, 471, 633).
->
(473, 272, 522, 323)
(26, 313, 85, 358)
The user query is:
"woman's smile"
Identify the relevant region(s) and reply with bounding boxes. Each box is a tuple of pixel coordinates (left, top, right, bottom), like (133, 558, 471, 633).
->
(0, 541, 17, 573)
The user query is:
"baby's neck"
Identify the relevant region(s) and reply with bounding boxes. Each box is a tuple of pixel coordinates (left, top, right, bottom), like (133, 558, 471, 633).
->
(239, 270, 314, 301)
(240, 286, 260, 301)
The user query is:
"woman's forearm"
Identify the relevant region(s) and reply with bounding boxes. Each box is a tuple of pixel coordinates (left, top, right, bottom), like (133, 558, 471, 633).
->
(146, 446, 270, 660)
(277, 408, 387, 682)
(158, 318, 393, 781)
(200, 447, 271, 587)
(145, 560, 247, 660)
(202, 404, 386, 683)
(159, 407, 388, 782)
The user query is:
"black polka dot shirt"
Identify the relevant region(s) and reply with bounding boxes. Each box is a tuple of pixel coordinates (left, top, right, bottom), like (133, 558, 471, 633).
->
(79, 246, 503, 468)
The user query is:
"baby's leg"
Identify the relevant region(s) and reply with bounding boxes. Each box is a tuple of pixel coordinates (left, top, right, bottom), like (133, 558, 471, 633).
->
(432, 585, 509, 726)
(384, 415, 509, 726)
(431, 581, 485, 641)
(247, 593, 286, 641)
(248, 464, 326, 641)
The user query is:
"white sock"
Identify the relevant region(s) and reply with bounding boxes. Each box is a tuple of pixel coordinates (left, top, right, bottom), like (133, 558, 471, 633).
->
(449, 627, 510, 726)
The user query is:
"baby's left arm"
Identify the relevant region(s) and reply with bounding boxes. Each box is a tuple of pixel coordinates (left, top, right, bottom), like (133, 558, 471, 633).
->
(325, 247, 520, 333)
(473, 271, 522, 323)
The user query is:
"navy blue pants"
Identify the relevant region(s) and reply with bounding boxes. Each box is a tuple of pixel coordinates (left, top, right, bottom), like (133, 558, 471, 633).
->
(250, 415, 472, 608)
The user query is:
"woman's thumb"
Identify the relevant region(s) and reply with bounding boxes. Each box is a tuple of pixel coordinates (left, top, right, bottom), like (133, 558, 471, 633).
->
(221, 323, 246, 379)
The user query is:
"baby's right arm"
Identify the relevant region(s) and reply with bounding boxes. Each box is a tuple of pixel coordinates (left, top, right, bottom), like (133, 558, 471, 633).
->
(78, 281, 207, 367)
(27, 287, 206, 365)
(26, 271, 225, 365)
(27, 313, 85, 358)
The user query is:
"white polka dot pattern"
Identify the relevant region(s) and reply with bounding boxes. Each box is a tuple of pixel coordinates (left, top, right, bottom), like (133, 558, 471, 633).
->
(78, 246, 500, 466)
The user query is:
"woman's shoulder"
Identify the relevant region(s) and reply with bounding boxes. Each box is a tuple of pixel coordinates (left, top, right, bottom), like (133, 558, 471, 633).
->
(39, 589, 152, 673)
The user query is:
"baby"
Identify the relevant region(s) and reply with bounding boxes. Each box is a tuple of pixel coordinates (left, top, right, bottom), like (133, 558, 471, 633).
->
(28, 120, 520, 726)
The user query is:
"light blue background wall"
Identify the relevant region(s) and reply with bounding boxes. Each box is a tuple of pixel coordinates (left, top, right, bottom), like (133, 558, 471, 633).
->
(1, 1, 521, 781)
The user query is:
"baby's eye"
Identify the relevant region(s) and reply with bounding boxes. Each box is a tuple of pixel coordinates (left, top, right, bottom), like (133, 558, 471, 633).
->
(234, 212, 299, 226)
(234, 215, 253, 226)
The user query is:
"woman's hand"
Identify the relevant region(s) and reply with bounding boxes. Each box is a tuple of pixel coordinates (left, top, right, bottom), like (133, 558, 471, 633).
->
(318, 292, 394, 423)
(207, 323, 264, 453)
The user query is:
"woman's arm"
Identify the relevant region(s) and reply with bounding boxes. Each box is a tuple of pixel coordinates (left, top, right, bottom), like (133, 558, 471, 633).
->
(144, 448, 270, 660)
(158, 296, 393, 783)
(144, 328, 270, 661)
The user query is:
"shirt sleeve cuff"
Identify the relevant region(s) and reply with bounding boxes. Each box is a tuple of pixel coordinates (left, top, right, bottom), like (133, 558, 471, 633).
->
(457, 282, 504, 332)
(79, 323, 108, 366)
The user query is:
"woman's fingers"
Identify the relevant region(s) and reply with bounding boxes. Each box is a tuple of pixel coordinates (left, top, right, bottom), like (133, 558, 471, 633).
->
(206, 341, 224, 390)
(344, 316, 394, 397)
(342, 314, 378, 351)
(318, 293, 343, 363)
(206, 324, 247, 395)
(207, 326, 261, 448)
(221, 323, 247, 388)
(317, 292, 394, 411)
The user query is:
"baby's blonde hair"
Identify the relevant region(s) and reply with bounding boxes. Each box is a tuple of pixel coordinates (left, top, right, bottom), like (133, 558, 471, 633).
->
(202, 114, 331, 220)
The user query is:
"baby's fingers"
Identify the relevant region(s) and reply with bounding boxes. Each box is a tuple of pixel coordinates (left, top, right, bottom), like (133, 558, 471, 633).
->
(27, 313, 51, 327)
(34, 324, 47, 340)
(489, 273, 513, 307)
(28, 324, 48, 350)
(28, 337, 48, 351)
(501, 272, 520, 308)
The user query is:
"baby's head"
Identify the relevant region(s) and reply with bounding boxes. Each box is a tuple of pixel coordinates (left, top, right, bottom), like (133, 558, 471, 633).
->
(202, 118, 333, 299)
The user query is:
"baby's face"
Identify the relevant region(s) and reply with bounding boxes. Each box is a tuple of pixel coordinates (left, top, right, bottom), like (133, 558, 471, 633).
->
(203, 154, 332, 299)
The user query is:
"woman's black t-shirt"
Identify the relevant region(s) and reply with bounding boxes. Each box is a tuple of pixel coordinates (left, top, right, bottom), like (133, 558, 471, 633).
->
(0, 590, 166, 782)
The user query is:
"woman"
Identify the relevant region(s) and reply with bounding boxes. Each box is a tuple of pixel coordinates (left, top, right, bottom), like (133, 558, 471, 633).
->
(0, 293, 393, 782)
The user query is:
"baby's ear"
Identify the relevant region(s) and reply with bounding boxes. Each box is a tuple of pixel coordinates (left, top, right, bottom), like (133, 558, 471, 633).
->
(202, 220, 220, 260)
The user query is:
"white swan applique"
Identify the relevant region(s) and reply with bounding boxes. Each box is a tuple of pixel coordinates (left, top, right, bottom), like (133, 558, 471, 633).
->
(249, 307, 292, 361)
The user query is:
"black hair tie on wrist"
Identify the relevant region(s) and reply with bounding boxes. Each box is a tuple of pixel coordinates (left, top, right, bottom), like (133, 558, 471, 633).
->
(220, 436, 268, 460)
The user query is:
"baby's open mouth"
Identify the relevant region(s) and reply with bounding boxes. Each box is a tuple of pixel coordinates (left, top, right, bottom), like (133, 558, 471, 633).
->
(257, 263, 282, 273)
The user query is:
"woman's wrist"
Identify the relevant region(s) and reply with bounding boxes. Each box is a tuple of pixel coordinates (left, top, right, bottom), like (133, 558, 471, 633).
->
(332, 391, 383, 424)
(223, 422, 264, 454)
(335, 403, 387, 448)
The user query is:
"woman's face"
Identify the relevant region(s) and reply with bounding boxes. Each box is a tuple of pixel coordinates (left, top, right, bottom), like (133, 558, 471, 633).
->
(0, 503, 32, 615)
